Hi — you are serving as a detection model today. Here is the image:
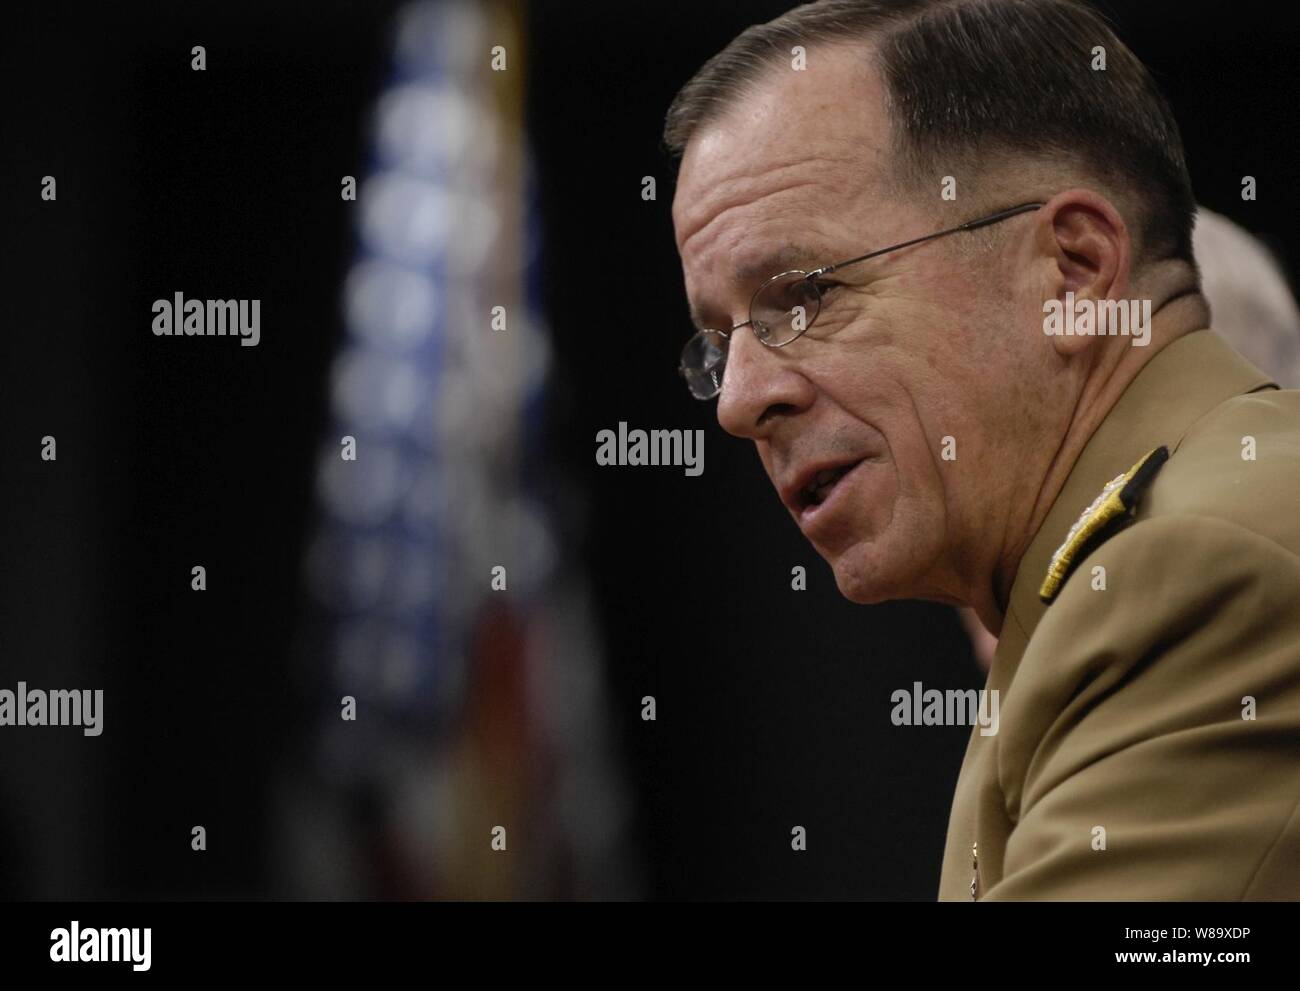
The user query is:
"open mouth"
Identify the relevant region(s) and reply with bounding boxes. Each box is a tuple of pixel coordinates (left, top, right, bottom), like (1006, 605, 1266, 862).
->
(800, 460, 864, 510)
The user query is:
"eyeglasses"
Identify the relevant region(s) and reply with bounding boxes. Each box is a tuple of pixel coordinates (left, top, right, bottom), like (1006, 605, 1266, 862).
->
(677, 201, 1046, 400)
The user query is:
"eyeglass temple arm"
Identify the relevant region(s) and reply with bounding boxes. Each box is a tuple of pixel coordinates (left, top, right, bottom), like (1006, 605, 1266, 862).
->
(810, 202, 1046, 278)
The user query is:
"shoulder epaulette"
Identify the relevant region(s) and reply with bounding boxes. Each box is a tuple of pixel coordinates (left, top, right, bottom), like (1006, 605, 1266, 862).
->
(1039, 446, 1170, 603)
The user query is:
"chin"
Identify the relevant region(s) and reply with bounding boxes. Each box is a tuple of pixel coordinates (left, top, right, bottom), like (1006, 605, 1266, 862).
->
(825, 541, 906, 604)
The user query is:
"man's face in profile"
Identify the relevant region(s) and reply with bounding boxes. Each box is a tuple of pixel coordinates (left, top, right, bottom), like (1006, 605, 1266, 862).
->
(672, 45, 1046, 607)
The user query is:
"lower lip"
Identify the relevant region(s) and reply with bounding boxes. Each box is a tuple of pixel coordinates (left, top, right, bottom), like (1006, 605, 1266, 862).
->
(798, 460, 872, 534)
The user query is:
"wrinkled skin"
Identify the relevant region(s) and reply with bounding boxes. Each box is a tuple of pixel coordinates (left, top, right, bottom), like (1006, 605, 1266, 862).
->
(671, 43, 1185, 634)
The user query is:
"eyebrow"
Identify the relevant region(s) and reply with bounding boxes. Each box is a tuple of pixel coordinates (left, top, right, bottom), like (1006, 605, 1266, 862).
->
(733, 243, 830, 284)
(688, 242, 832, 332)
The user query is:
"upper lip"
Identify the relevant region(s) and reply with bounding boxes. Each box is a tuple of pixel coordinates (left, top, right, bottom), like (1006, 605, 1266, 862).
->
(780, 457, 868, 514)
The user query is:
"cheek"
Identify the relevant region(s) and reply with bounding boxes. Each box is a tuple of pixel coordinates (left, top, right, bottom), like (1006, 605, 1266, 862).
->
(809, 341, 946, 465)
(755, 442, 777, 481)
(802, 295, 970, 492)
(832, 366, 953, 531)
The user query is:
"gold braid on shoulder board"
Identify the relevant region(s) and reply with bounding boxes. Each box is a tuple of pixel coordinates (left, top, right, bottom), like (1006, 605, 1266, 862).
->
(1039, 446, 1170, 603)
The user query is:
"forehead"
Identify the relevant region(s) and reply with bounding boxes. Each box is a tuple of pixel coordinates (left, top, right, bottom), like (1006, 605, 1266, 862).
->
(672, 42, 892, 267)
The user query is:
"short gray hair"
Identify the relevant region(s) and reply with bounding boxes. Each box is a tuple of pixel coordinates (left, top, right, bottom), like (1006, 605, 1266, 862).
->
(664, 0, 1196, 265)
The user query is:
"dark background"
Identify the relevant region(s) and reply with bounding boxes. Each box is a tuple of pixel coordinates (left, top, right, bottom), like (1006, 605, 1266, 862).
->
(1, 0, 1297, 900)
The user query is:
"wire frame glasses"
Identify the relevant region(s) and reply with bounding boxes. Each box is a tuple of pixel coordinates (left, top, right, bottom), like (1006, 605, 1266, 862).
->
(678, 201, 1045, 399)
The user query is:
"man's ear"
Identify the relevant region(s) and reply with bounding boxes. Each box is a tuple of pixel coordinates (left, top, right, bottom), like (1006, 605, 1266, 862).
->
(1034, 189, 1132, 357)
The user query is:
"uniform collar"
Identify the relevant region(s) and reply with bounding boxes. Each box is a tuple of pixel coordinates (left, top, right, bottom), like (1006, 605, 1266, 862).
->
(997, 329, 1275, 662)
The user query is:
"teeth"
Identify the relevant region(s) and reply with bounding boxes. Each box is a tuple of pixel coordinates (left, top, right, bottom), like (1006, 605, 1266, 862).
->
(804, 465, 850, 504)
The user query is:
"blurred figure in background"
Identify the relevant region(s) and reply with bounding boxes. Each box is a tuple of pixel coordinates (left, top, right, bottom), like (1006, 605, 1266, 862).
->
(1194, 208, 1300, 388)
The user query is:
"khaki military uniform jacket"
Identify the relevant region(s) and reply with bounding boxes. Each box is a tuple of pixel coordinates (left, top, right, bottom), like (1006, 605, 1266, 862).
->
(938, 329, 1300, 900)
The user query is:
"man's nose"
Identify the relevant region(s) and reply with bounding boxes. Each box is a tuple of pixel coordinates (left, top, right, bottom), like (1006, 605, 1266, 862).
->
(716, 326, 815, 439)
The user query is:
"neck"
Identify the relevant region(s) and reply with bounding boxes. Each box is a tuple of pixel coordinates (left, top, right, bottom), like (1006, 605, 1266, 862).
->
(975, 270, 1210, 636)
